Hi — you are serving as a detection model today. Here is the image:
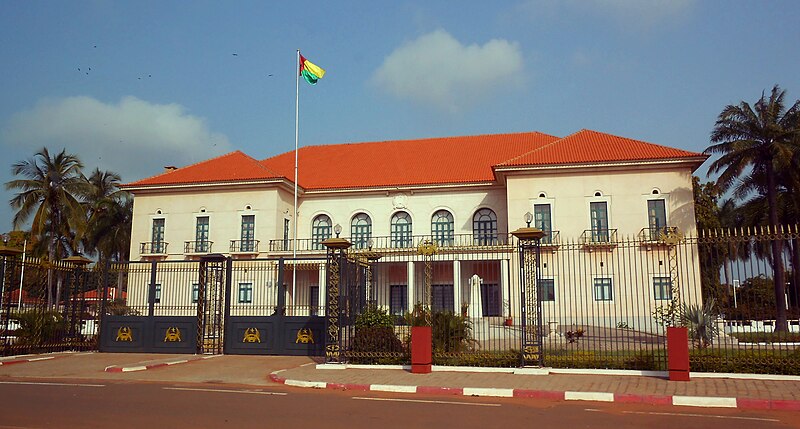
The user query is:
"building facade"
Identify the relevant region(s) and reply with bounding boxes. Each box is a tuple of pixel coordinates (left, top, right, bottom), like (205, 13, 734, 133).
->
(122, 129, 707, 332)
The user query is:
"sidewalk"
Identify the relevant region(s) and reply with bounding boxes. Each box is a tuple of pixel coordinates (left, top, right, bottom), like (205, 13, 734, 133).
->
(2, 352, 800, 411)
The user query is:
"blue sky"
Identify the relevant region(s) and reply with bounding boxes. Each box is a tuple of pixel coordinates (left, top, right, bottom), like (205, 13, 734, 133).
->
(1, 1, 799, 233)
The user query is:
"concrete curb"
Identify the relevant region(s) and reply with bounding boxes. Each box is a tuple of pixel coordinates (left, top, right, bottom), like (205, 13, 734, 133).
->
(0, 353, 74, 366)
(268, 370, 800, 410)
(104, 354, 221, 373)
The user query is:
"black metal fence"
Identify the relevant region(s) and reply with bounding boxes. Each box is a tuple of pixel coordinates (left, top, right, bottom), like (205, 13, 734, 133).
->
(3, 225, 800, 375)
(0, 257, 102, 356)
(328, 226, 800, 373)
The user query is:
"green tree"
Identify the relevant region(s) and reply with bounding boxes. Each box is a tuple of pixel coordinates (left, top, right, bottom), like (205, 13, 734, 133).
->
(5, 148, 89, 308)
(706, 85, 800, 331)
(83, 169, 132, 263)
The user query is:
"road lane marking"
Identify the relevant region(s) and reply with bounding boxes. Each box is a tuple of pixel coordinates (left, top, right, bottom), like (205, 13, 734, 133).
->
(585, 408, 780, 422)
(623, 410, 780, 422)
(163, 387, 287, 396)
(0, 381, 104, 387)
(353, 397, 500, 407)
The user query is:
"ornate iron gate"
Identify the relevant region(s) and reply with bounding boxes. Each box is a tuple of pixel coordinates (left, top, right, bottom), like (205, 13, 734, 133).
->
(324, 245, 368, 363)
(223, 257, 325, 356)
(197, 254, 229, 354)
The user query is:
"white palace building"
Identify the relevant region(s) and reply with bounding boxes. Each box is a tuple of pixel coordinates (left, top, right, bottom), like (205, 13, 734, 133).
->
(122, 129, 707, 332)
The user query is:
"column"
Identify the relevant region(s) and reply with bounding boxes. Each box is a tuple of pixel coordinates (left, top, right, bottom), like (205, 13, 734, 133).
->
(500, 259, 510, 317)
(407, 261, 415, 313)
(452, 260, 461, 314)
(318, 263, 326, 316)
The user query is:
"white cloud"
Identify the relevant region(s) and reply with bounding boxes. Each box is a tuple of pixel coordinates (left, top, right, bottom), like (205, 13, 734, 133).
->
(371, 30, 524, 111)
(1, 96, 232, 182)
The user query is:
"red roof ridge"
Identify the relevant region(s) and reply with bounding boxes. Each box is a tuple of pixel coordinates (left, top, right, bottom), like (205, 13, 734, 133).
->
(125, 150, 283, 187)
(572, 129, 703, 156)
(261, 130, 559, 158)
(496, 131, 577, 166)
(498, 128, 704, 168)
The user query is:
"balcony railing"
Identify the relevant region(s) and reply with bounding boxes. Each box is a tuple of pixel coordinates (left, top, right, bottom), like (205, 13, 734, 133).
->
(230, 240, 259, 253)
(184, 240, 213, 254)
(140, 241, 168, 255)
(269, 233, 514, 252)
(579, 229, 618, 246)
(639, 226, 681, 243)
(540, 230, 561, 247)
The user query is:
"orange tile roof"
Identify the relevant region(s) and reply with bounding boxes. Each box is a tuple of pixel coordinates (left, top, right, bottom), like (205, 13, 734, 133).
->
(125, 150, 283, 187)
(259, 132, 560, 190)
(499, 129, 704, 167)
(124, 130, 705, 189)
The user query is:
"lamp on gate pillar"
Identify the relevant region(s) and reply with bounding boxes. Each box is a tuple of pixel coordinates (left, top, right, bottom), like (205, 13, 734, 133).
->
(511, 212, 545, 367)
(322, 224, 351, 364)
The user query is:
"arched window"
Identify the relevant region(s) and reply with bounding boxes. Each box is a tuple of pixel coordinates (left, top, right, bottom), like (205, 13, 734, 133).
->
(350, 213, 372, 249)
(391, 211, 413, 248)
(473, 208, 497, 245)
(431, 210, 454, 246)
(311, 215, 332, 249)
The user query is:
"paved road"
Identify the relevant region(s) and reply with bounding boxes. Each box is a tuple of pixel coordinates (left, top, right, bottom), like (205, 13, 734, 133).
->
(1, 353, 799, 427)
(0, 379, 797, 429)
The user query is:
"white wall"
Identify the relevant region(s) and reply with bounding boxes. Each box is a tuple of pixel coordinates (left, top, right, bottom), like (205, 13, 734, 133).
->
(505, 166, 697, 238)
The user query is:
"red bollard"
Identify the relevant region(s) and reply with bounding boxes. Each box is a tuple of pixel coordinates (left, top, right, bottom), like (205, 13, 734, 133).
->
(667, 326, 690, 381)
(411, 326, 432, 374)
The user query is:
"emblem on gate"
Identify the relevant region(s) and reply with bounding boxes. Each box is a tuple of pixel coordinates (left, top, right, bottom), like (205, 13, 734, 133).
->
(115, 326, 133, 342)
(163, 327, 182, 342)
(295, 328, 314, 344)
(325, 344, 340, 360)
(523, 345, 540, 361)
(242, 327, 261, 343)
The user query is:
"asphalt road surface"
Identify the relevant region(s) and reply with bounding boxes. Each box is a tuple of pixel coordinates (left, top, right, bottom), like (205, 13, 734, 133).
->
(0, 379, 798, 429)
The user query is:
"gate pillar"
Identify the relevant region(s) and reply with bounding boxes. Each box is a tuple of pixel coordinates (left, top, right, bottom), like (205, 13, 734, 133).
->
(322, 225, 352, 364)
(511, 212, 545, 367)
(197, 253, 229, 355)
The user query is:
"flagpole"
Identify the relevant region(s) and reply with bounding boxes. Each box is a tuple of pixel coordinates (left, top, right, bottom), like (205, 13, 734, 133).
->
(292, 49, 300, 316)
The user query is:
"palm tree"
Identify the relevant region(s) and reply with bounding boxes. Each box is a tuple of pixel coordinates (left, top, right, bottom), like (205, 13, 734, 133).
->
(83, 168, 132, 263)
(5, 148, 89, 308)
(706, 85, 800, 331)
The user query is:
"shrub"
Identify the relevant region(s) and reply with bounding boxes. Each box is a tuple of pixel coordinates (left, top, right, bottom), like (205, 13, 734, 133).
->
(12, 308, 66, 345)
(355, 304, 395, 329)
(403, 303, 430, 327)
(433, 351, 519, 367)
(621, 351, 658, 370)
(349, 326, 405, 364)
(431, 311, 476, 353)
(682, 298, 718, 348)
(689, 348, 800, 375)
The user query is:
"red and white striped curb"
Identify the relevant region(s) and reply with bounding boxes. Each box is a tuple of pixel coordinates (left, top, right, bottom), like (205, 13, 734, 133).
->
(268, 370, 800, 411)
(104, 354, 221, 373)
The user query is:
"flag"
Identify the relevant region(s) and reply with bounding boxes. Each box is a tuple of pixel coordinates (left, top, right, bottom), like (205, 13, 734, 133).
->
(299, 54, 325, 85)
